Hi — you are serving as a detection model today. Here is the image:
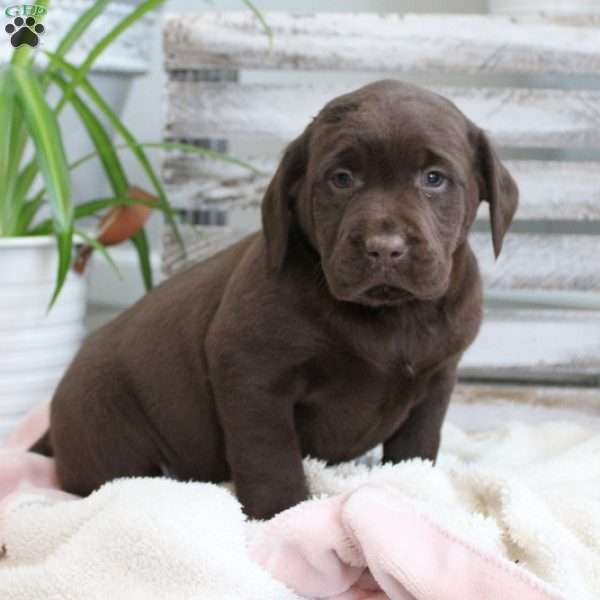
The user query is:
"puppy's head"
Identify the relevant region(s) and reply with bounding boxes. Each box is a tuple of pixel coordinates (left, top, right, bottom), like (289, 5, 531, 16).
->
(262, 80, 518, 307)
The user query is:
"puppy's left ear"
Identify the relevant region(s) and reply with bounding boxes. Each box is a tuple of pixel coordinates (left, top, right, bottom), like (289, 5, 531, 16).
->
(261, 127, 310, 274)
(474, 128, 519, 258)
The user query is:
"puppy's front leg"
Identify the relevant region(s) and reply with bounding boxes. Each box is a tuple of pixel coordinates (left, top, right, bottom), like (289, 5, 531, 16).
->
(217, 393, 308, 519)
(383, 364, 457, 464)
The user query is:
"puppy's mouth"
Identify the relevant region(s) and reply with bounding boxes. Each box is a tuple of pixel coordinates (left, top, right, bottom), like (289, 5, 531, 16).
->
(360, 284, 412, 306)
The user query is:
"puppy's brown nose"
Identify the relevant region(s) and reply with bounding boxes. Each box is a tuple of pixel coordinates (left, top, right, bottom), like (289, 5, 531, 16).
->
(365, 235, 407, 264)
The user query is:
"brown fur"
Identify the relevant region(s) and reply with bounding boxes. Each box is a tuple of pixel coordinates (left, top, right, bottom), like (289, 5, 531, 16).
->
(34, 80, 518, 519)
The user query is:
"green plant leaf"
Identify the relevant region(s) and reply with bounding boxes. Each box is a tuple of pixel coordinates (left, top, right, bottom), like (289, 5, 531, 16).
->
(12, 156, 38, 223)
(29, 194, 159, 235)
(55, 0, 165, 113)
(12, 68, 72, 226)
(47, 53, 183, 251)
(0, 66, 17, 235)
(75, 228, 121, 278)
(50, 72, 129, 196)
(51, 71, 160, 290)
(52, 0, 113, 68)
(16, 189, 45, 233)
(11, 40, 33, 68)
(51, 228, 75, 309)
(74, 195, 158, 219)
(130, 228, 153, 290)
(241, 0, 272, 48)
(13, 0, 114, 214)
(13, 65, 73, 307)
(7, 1, 52, 215)
(0, 66, 31, 236)
(69, 142, 265, 175)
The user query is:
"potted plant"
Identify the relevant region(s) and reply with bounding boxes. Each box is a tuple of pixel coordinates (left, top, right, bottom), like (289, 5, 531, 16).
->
(0, 0, 260, 439)
(1, 0, 159, 213)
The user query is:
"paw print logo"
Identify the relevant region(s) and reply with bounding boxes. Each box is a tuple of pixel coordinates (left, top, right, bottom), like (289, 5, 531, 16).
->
(5, 16, 45, 48)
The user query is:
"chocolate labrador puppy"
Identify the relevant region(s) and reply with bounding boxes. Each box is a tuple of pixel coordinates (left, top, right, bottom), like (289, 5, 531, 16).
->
(32, 80, 518, 519)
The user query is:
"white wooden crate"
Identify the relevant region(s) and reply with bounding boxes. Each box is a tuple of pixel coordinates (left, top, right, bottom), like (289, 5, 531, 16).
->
(161, 11, 600, 382)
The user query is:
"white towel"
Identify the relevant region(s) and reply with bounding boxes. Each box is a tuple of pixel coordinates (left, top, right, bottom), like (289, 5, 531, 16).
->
(0, 420, 599, 599)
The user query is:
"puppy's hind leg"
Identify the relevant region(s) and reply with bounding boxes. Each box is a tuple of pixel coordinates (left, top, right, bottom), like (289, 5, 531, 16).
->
(53, 414, 163, 497)
(50, 378, 162, 497)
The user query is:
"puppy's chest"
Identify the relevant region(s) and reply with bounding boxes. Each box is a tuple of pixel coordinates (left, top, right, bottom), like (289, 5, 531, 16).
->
(295, 352, 423, 463)
(295, 309, 452, 462)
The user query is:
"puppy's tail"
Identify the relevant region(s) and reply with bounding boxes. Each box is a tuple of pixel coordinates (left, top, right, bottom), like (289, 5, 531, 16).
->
(29, 429, 53, 457)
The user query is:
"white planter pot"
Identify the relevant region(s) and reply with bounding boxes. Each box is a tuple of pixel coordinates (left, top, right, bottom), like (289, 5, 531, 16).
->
(0, 237, 86, 442)
(489, 1, 600, 15)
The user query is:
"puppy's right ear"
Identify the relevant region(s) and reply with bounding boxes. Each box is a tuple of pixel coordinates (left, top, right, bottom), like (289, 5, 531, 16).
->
(261, 129, 310, 274)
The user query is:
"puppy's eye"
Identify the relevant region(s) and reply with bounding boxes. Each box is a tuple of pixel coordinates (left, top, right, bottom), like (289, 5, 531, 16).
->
(422, 170, 446, 189)
(331, 169, 354, 189)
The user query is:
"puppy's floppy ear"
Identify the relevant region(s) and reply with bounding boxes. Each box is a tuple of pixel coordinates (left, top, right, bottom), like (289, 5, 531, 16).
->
(261, 128, 310, 273)
(474, 128, 519, 258)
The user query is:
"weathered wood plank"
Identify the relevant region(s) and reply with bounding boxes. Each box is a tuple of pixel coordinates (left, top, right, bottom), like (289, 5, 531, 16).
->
(164, 12, 600, 77)
(458, 366, 600, 387)
(162, 225, 600, 292)
(163, 157, 600, 222)
(461, 308, 600, 372)
(166, 82, 600, 148)
(471, 233, 600, 291)
(495, 161, 600, 221)
(452, 384, 600, 411)
(449, 383, 600, 432)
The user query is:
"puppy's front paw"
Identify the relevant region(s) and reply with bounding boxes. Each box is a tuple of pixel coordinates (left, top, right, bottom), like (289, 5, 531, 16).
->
(241, 481, 309, 520)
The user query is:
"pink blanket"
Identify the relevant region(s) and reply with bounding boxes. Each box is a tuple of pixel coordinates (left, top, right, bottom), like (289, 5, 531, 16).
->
(0, 406, 566, 600)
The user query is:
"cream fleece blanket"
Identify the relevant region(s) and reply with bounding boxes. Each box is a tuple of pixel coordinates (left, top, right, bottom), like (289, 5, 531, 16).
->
(0, 415, 598, 599)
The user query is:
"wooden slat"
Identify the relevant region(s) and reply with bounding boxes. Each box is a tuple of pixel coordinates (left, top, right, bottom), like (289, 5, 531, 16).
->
(495, 161, 600, 221)
(459, 366, 600, 386)
(166, 82, 600, 149)
(461, 308, 600, 373)
(163, 157, 600, 222)
(471, 233, 600, 291)
(452, 384, 600, 411)
(449, 384, 600, 432)
(164, 178, 268, 214)
(164, 12, 600, 77)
